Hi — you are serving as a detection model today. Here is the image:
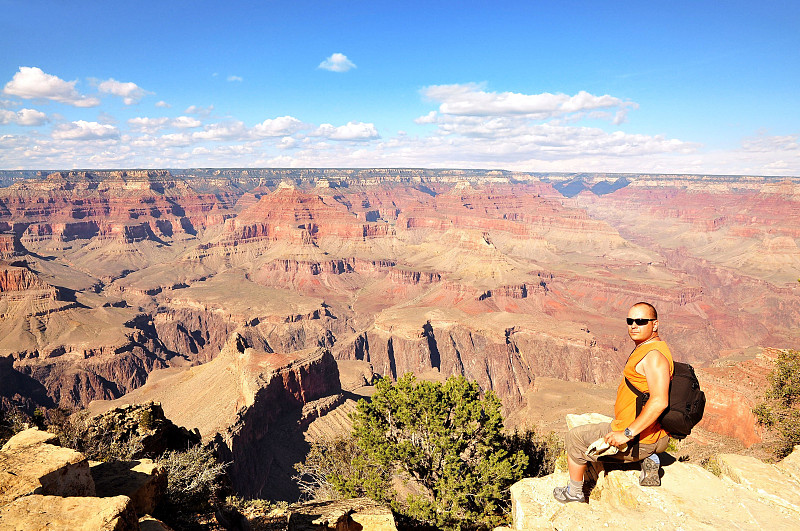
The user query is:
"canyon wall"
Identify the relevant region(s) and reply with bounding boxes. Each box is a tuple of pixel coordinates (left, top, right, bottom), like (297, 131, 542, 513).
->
(1, 169, 798, 455)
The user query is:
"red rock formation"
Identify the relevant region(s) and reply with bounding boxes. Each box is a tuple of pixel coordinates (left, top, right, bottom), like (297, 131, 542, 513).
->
(0, 263, 55, 294)
(693, 349, 781, 448)
(0, 170, 235, 242)
(2, 169, 799, 455)
(90, 332, 342, 499)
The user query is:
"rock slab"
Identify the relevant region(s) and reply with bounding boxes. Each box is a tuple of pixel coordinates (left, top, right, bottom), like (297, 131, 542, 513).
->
(509, 445, 800, 530)
(0, 494, 137, 531)
(90, 459, 166, 516)
(0, 430, 95, 505)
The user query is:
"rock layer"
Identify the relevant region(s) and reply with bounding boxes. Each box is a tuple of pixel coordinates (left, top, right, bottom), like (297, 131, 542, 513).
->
(507, 444, 800, 530)
(1, 169, 798, 454)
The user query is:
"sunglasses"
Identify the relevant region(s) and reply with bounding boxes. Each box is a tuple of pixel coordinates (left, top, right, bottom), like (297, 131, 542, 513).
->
(626, 318, 655, 326)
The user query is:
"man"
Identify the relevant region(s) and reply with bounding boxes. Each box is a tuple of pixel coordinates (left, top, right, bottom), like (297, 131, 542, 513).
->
(553, 302, 674, 503)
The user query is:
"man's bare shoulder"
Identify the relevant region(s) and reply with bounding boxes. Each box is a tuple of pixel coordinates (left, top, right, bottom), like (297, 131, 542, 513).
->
(636, 349, 670, 375)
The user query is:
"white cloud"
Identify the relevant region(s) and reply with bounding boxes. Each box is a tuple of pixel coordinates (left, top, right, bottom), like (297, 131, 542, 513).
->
(52, 120, 119, 140)
(3, 66, 100, 107)
(192, 121, 248, 141)
(415, 111, 438, 124)
(0, 108, 49, 126)
(277, 137, 297, 150)
(313, 121, 379, 141)
(157, 133, 194, 147)
(97, 78, 150, 105)
(184, 104, 214, 117)
(1, 77, 796, 176)
(172, 116, 202, 129)
(252, 116, 305, 137)
(227, 75, 243, 82)
(421, 83, 636, 120)
(128, 116, 169, 133)
(318, 53, 356, 73)
(15, 108, 48, 126)
(741, 134, 799, 152)
(155, 100, 171, 108)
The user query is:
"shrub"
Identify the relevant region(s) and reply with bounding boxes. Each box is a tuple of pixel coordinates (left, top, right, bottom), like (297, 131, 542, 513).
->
(0, 407, 32, 446)
(158, 445, 229, 513)
(47, 409, 144, 461)
(294, 375, 564, 530)
(753, 349, 800, 458)
(293, 435, 389, 501)
(139, 409, 155, 431)
(352, 374, 527, 530)
(505, 428, 564, 478)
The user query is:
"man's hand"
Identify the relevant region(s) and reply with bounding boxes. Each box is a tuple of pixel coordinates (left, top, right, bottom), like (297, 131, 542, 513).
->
(604, 430, 632, 448)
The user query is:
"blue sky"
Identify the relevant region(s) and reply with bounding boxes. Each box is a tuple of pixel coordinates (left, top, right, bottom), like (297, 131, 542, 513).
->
(1, 0, 798, 174)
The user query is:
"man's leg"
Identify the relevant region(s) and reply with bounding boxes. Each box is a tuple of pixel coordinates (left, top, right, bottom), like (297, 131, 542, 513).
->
(599, 434, 670, 486)
(554, 422, 611, 503)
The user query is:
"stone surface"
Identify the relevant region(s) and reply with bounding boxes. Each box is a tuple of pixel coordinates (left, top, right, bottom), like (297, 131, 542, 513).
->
(1, 428, 58, 451)
(90, 459, 166, 516)
(137, 515, 174, 531)
(0, 432, 94, 505)
(776, 444, 800, 482)
(509, 445, 800, 530)
(717, 452, 800, 513)
(0, 494, 137, 531)
(565, 413, 613, 430)
(287, 498, 397, 531)
(79, 402, 201, 460)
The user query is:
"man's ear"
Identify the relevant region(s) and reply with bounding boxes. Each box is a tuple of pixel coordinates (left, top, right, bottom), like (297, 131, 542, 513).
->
(652, 319, 658, 332)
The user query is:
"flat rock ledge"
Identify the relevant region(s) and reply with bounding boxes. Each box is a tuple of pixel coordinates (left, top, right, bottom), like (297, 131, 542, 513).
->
(504, 415, 800, 530)
(245, 498, 398, 531)
(0, 428, 170, 531)
(0, 494, 138, 531)
(0, 431, 95, 505)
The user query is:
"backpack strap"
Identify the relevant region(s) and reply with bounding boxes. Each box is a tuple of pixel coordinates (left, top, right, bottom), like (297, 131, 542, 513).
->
(624, 377, 650, 460)
(625, 376, 645, 398)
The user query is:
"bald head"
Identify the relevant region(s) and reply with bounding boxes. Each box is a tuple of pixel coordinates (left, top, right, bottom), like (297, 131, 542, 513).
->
(631, 302, 658, 320)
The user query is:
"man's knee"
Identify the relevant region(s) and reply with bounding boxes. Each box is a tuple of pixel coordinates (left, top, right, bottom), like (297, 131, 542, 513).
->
(566, 427, 589, 465)
(566, 422, 610, 465)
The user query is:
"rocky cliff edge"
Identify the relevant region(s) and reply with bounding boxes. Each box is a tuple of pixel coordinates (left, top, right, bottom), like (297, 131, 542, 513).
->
(504, 429, 800, 529)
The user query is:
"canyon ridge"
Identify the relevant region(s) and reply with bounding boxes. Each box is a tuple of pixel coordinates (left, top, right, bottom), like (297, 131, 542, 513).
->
(1, 168, 798, 498)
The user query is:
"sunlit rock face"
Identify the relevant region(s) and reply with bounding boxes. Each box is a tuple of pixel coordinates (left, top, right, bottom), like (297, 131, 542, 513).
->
(0, 169, 797, 451)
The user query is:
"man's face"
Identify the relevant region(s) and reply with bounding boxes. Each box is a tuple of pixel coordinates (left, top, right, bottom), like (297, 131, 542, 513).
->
(627, 305, 657, 343)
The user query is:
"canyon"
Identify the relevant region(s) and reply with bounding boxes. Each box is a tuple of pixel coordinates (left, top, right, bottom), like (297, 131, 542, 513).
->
(0, 168, 798, 497)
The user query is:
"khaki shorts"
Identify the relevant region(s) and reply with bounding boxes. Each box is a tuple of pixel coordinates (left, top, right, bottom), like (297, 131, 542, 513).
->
(566, 422, 669, 466)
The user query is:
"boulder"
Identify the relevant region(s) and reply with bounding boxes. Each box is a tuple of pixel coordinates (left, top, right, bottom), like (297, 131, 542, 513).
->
(240, 498, 397, 531)
(0, 494, 137, 530)
(505, 416, 800, 530)
(0, 431, 94, 505)
(565, 413, 613, 430)
(138, 514, 175, 531)
(509, 461, 800, 530)
(776, 445, 800, 483)
(1, 428, 59, 451)
(288, 498, 398, 531)
(90, 459, 167, 515)
(717, 452, 800, 513)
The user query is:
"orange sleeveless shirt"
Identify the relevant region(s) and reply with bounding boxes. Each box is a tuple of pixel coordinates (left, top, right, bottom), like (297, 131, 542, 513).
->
(610, 340, 674, 444)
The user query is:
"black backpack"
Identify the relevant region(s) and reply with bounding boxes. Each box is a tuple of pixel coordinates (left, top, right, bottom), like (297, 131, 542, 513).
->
(625, 361, 706, 440)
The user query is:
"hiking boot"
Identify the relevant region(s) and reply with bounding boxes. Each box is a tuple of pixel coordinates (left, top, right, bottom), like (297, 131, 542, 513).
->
(553, 485, 586, 503)
(640, 455, 661, 486)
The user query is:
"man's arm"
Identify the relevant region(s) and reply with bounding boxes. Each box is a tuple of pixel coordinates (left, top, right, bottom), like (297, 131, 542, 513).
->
(604, 350, 670, 447)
